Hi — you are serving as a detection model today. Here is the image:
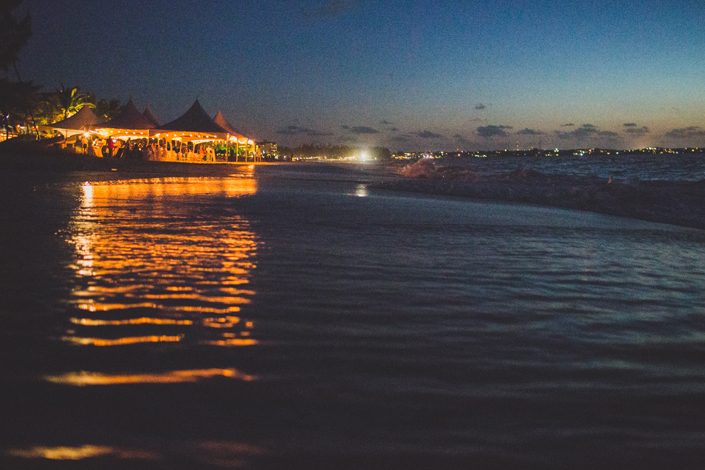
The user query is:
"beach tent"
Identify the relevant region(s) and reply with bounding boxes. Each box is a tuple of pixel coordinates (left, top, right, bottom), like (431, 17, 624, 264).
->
(148, 100, 231, 162)
(213, 110, 257, 161)
(92, 99, 155, 140)
(213, 110, 246, 138)
(143, 104, 160, 127)
(148, 100, 258, 162)
(152, 99, 228, 138)
(44, 106, 100, 139)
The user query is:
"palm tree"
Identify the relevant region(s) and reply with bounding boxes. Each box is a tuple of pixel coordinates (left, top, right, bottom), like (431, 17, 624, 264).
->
(55, 84, 94, 121)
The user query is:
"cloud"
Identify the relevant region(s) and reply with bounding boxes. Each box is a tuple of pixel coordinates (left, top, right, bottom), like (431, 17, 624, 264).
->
(412, 130, 444, 139)
(349, 126, 379, 134)
(476, 125, 512, 138)
(623, 123, 638, 127)
(665, 126, 705, 139)
(341, 125, 350, 130)
(277, 125, 333, 136)
(379, 120, 393, 125)
(561, 123, 575, 127)
(475, 103, 486, 110)
(555, 124, 598, 140)
(516, 128, 544, 136)
(555, 124, 620, 143)
(388, 127, 399, 132)
(391, 135, 410, 143)
(624, 126, 649, 135)
(598, 130, 619, 137)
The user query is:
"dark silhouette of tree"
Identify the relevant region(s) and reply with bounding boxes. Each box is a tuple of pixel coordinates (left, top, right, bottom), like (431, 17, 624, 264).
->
(0, 77, 38, 139)
(0, 0, 31, 75)
(90, 94, 121, 122)
(0, 0, 36, 135)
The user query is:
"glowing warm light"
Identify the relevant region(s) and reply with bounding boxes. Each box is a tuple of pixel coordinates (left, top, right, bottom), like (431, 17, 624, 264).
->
(9, 446, 115, 460)
(45, 368, 256, 386)
(202, 316, 241, 328)
(66, 176, 260, 352)
(7, 446, 159, 461)
(70, 317, 193, 326)
(203, 338, 258, 347)
(78, 302, 160, 312)
(62, 335, 183, 346)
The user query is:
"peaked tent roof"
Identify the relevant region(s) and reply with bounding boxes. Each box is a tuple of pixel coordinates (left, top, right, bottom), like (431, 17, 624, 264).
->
(97, 99, 156, 130)
(143, 104, 160, 127)
(155, 100, 229, 135)
(213, 110, 247, 139)
(49, 105, 100, 130)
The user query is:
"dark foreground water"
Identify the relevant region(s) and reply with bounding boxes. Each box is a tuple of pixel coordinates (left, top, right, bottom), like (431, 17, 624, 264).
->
(2, 162, 705, 469)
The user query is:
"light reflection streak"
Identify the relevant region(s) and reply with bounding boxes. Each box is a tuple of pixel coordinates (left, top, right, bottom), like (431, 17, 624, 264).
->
(63, 335, 183, 346)
(45, 368, 256, 386)
(66, 176, 260, 350)
(7, 445, 159, 460)
(204, 338, 258, 347)
(70, 317, 194, 326)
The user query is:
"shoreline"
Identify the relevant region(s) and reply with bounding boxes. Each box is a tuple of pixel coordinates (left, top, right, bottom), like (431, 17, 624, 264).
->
(4, 149, 705, 230)
(373, 166, 705, 231)
(0, 148, 279, 181)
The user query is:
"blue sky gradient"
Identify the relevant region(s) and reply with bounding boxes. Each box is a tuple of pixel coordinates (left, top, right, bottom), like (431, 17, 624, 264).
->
(15, 0, 705, 150)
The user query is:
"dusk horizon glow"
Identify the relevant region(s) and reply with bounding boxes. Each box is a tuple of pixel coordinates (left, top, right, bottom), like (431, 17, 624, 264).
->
(12, 0, 705, 151)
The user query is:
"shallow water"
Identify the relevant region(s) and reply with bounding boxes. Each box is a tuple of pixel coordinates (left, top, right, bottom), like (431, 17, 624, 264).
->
(2, 163, 705, 469)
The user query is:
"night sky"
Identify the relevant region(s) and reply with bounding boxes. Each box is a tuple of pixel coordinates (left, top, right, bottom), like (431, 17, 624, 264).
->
(14, 0, 705, 150)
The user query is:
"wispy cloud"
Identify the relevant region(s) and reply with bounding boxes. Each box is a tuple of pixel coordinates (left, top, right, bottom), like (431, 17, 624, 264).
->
(349, 126, 379, 134)
(665, 126, 705, 139)
(560, 123, 575, 127)
(412, 130, 444, 139)
(476, 125, 512, 138)
(516, 128, 544, 136)
(555, 124, 619, 143)
(475, 103, 486, 110)
(624, 126, 649, 135)
(277, 125, 333, 136)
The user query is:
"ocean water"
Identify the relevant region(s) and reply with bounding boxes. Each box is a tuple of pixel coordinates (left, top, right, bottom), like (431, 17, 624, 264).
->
(433, 152, 705, 181)
(2, 161, 705, 469)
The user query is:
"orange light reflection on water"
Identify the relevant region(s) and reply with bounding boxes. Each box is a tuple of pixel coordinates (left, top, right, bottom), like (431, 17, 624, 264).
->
(7, 445, 159, 461)
(45, 368, 256, 386)
(63, 335, 183, 346)
(65, 176, 260, 349)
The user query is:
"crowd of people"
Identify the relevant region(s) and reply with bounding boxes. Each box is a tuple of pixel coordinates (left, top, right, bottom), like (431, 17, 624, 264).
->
(71, 135, 248, 162)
